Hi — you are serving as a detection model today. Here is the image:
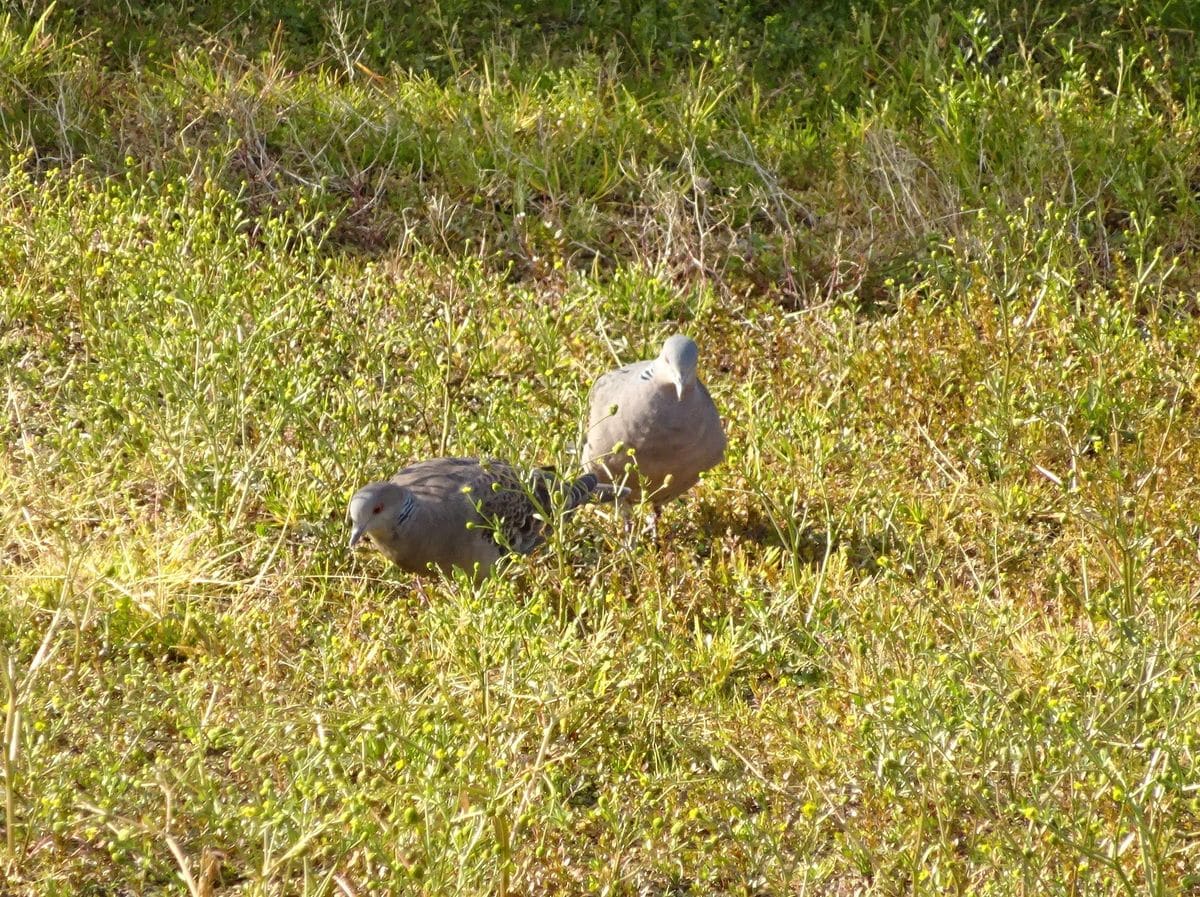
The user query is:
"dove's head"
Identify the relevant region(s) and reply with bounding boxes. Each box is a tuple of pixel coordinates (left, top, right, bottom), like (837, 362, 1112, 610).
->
(658, 334, 700, 401)
(348, 480, 415, 550)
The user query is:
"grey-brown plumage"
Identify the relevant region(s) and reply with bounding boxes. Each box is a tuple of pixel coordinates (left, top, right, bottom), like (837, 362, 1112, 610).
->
(582, 334, 726, 508)
(348, 457, 610, 578)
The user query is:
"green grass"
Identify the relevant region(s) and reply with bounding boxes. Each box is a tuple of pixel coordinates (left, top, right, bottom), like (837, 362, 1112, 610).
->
(3, 2, 1200, 894)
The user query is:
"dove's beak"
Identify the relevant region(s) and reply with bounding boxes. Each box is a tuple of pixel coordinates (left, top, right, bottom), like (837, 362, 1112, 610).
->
(671, 373, 685, 401)
(349, 524, 367, 549)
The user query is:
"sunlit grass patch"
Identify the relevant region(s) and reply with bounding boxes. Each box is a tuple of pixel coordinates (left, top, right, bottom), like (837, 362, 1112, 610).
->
(3, 2, 1200, 894)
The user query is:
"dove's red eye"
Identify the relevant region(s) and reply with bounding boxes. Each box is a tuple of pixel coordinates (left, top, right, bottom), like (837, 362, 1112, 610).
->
(372, 505, 383, 515)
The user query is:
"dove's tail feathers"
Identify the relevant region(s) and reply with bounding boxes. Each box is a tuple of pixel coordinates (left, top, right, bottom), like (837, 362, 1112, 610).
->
(561, 473, 600, 511)
(563, 473, 630, 509)
(526, 468, 628, 517)
(587, 478, 629, 504)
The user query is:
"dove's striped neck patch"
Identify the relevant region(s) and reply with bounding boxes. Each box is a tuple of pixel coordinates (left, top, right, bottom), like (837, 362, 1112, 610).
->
(639, 364, 655, 382)
(395, 492, 416, 526)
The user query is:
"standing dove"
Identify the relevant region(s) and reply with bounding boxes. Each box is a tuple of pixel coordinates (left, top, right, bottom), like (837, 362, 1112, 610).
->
(582, 334, 725, 511)
(348, 457, 611, 579)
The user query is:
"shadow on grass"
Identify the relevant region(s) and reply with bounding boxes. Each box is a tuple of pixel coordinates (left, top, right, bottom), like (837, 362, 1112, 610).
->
(690, 499, 897, 577)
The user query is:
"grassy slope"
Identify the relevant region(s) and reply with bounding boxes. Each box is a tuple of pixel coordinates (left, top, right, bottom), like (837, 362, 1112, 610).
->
(3, 2, 1200, 894)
